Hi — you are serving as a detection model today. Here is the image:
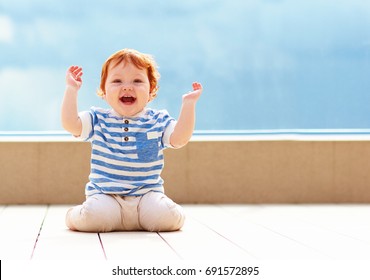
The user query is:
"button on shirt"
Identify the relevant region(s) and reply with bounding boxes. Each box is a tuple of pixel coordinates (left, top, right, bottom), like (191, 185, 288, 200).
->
(78, 107, 177, 196)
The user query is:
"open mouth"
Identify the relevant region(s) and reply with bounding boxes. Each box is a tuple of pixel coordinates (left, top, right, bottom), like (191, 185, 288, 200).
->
(120, 96, 137, 105)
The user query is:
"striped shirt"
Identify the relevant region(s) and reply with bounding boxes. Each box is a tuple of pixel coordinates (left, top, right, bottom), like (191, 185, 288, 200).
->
(78, 107, 176, 196)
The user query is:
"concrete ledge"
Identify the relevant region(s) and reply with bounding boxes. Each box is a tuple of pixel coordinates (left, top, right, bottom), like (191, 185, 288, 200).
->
(1, 136, 370, 204)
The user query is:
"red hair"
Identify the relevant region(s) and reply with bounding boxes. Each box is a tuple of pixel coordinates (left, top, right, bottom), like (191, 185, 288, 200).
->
(97, 48, 160, 99)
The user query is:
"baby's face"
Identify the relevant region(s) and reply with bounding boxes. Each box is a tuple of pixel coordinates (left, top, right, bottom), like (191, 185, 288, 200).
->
(104, 61, 151, 117)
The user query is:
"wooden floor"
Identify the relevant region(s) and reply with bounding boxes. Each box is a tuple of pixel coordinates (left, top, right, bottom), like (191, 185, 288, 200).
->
(1, 204, 370, 260)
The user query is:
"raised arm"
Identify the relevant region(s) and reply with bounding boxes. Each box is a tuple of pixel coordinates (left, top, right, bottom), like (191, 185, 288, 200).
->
(170, 82, 203, 148)
(61, 66, 83, 136)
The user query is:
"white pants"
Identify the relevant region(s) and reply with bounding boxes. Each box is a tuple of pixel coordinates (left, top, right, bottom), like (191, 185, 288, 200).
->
(65, 191, 185, 232)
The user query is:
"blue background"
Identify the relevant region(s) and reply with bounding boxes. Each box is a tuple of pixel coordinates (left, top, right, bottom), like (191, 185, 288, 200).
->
(1, 0, 370, 131)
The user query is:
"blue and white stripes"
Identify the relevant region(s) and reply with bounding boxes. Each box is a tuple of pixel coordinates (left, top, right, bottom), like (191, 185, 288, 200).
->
(79, 107, 176, 196)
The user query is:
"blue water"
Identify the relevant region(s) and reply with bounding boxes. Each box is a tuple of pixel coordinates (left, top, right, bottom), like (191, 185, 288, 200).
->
(1, 0, 370, 132)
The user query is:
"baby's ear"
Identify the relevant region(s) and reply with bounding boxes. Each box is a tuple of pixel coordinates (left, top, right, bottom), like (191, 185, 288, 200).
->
(97, 88, 106, 99)
(148, 93, 154, 102)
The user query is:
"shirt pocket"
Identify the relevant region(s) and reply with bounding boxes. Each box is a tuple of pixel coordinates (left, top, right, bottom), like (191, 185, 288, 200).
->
(135, 132, 160, 162)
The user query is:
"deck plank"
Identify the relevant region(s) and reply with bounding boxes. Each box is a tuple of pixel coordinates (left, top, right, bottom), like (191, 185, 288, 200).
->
(283, 205, 370, 243)
(185, 205, 328, 259)
(159, 212, 254, 260)
(0, 205, 47, 260)
(100, 231, 180, 260)
(31, 205, 106, 260)
(225, 205, 370, 259)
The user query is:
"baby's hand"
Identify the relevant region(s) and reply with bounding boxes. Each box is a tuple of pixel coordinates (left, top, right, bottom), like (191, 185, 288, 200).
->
(182, 82, 203, 104)
(66, 66, 83, 90)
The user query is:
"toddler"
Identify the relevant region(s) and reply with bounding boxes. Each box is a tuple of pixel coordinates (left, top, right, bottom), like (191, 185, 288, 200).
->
(61, 48, 202, 232)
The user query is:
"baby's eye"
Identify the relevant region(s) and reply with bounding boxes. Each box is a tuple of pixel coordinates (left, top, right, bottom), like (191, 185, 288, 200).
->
(133, 79, 143, 83)
(112, 79, 121, 83)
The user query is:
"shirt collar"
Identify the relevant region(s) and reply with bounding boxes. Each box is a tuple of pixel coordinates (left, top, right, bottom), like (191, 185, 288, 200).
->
(110, 108, 148, 119)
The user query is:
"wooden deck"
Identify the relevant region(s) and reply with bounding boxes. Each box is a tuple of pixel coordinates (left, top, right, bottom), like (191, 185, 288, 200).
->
(1, 204, 370, 261)
(2, 204, 370, 279)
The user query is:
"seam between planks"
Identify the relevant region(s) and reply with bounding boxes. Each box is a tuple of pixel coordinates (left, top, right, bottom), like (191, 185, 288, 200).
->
(98, 233, 108, 260)
(30, 205, 50, 260)
(157, 232, 183, 260)
(190, 215, 258, 259)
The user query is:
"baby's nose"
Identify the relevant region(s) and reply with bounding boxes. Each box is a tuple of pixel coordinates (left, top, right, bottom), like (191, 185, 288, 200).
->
(122, 83, 133, 91)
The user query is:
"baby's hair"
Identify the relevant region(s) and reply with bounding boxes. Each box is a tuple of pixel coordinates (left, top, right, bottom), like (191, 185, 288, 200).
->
(97, 48, 160, 99)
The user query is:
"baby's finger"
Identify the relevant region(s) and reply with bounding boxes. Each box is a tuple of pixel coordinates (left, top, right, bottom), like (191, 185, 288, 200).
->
(68, 66, 80, 76)
(192, 82, 202, 91)
(71, 67, 83, 80)
(73, 67, 82, 74)
(68, 65, 77, 73)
